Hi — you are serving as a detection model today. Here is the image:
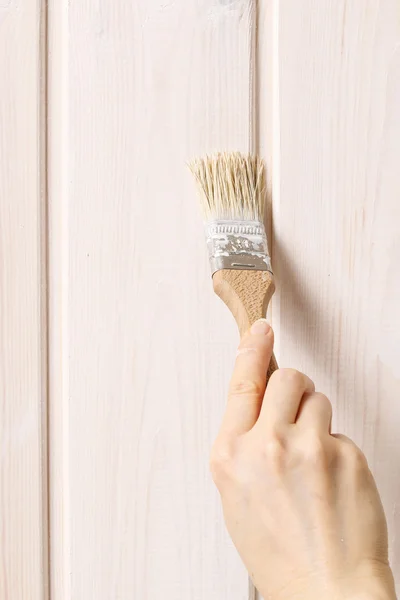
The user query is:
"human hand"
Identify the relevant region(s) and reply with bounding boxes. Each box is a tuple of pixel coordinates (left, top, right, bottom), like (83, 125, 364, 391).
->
(210, 319, 396, 600)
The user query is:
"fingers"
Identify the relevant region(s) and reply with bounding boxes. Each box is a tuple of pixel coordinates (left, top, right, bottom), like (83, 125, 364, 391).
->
(331, 433, 358, 445)
(296, 392, 332, 433)
(331, 434, 371, 474)
(220, 319, 274, 436)
(257, 368, 315, 429)
(331, 433, 367, 457)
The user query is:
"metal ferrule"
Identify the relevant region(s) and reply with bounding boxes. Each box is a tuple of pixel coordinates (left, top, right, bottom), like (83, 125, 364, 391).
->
(205, 220, 273, 276)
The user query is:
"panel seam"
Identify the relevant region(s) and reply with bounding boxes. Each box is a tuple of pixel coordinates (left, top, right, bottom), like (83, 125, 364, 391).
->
(39, 0, 50, 598)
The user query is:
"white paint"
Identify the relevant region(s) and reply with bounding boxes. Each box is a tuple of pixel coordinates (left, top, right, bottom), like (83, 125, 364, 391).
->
(273, 0, 400, 590)
(377, 331, 400, 380)
(237, 347, 258, 356)
(0, 411, 37, 463)
(0, 1, 13, 12)
(205, 221, 269, 267)
(47, 0, 72, 597)
(0, 1, 48, 599)
(49, 1, 254, 599)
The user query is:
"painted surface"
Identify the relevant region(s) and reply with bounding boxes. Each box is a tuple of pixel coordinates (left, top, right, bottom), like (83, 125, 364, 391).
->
(274, 1, 400, 586)
(0, 1, 47, 599)
(1, 1, 400, 599)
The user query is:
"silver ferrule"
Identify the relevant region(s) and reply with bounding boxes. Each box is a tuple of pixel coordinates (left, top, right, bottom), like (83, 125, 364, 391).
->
(205, 220, 273, 276)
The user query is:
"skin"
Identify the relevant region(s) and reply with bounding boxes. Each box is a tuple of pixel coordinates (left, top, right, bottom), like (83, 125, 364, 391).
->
(210, 319, 397, 600)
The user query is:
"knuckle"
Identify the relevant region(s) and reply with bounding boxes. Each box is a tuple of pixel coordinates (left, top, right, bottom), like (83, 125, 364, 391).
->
(229, 378, 263, 398)
(272, 368, 304, 387)
(268, 370, 280, 385)
(209, 439, 235, 484)
(264, 433, 287, 471)
(313, 391, 330, 405)
(313, 392, 332, 412)
(303, 432, 329, 466)
(344, 444, 368, 471)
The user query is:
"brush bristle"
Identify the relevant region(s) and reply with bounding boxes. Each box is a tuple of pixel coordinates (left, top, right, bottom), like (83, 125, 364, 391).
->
(189, 152, 266, 222)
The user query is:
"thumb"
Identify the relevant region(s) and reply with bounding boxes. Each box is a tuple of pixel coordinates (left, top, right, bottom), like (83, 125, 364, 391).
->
(219, 319, 274, 437)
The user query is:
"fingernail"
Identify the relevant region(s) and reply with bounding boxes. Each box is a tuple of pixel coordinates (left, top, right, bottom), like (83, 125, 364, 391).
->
(250, 319, 271, 335)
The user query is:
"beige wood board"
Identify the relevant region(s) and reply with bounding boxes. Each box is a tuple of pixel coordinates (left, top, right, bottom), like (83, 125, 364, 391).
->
(49, 1, 258, 598)
(273, 0, 400, 589)
(1, 0, 400, 598)
(0, 1, 48, 599)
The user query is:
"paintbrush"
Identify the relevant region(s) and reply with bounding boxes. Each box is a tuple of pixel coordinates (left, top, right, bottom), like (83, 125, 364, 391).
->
(190, 151, 278, 379)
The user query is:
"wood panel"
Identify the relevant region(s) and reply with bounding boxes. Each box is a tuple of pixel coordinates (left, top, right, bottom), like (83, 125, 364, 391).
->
(258, 5, 277, 599)
(0, 1, 48, 599)
(47, 0, 70, 597)
(274, 0, 400, 588)
(53, 0, 259, 597)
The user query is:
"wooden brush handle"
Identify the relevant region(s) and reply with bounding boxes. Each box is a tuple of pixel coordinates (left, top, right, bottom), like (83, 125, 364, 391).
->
(213, 269, 278, 381)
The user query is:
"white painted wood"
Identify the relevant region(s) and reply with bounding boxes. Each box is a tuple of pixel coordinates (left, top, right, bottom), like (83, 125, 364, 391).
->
(51, 1, 257, 598)
(47, 0, 71, 598)
(257, 4, 277, 596)
(1, 1, 396, 598)
(273, 0, 400, 589)
(0, 1, 48, 599)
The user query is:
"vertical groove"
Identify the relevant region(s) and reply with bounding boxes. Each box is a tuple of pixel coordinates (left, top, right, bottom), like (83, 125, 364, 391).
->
(272, 0, 280, 222)
(248, 576, 258, 600)
(249, 1, 260, 598)
(39, 0, 50, 598)
(252, 2, 280, 597)
(47, 0, 71, 597)
(250, 0, 259, 155)
(271, 0, 280, 353)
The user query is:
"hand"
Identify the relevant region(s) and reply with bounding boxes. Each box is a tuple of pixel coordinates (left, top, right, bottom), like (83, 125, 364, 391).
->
(210, 319, 396, 600)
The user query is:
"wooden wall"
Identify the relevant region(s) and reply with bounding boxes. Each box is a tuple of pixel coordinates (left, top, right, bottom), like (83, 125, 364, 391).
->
(0, 2, 48, 599)
(0, 1, 399, 598)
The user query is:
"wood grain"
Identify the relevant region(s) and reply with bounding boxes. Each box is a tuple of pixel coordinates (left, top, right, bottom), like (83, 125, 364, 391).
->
(0, 1, 48, 599)
(213, 269, 278, 384)
(213, 269, 275, 337)
(2, 1, 398, 598)
(257, 2, 275, 598)
(50, 1, 258, 598)
(274, 0, 400, 589)
(47, 0, 70, 598)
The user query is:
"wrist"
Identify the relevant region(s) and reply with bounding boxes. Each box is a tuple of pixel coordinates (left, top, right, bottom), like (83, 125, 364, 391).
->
(345, 582, 396, 600)
(273, 568, 396, 600)
(349, 596, 395, 600)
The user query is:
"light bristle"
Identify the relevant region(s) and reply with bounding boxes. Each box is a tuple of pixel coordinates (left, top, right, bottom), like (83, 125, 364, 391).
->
(189, 152, 266, 222)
